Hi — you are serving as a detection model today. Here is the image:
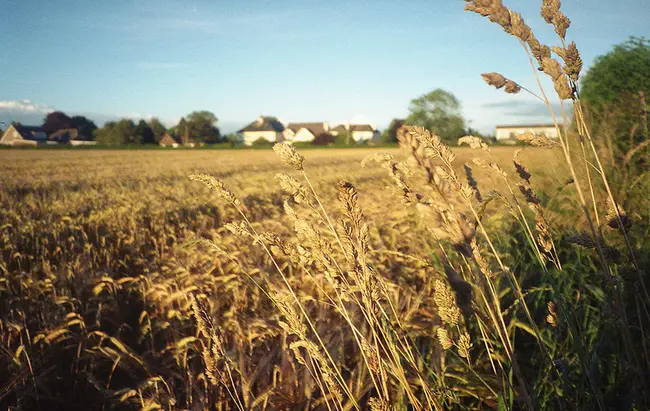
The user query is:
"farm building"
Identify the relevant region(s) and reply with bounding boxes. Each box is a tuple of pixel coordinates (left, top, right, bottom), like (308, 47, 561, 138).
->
(238, 116, 285, 145)
(495, 124, 558, 141)
(50, 128, 95, 145)
(159, 133, 195, 148)
(330, 123, 380, 143)
(159, 133, 180, 148)
(0, 124, 52, 146)
(283, 122, 329, 143)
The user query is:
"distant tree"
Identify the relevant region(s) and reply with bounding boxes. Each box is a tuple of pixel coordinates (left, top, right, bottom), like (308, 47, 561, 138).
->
(42, 111, 75, 136)
(223, 133, 243, 146)
(94, 119, 137, 145)
(406, 89, 466, 143)
(185, 111, 221, 143)
(175, 117, 188, 140)
(312, 132, 334, 145)
(334, 129, 353, 145)
(71, 116, 98, 140)
(148, 118, 167, 140)
(464, 126, 484, 138)
(135, 120, 156, 145)
(581, 36, 650, 151)
(381, 119, 405, 144)
(94, 122, 118, 145)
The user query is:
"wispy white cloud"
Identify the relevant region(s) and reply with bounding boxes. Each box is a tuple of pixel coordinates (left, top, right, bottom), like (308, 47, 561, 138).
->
(81, 8, 295, 36)
(482, 100, 562, 119)
(0, 99, 55, 114)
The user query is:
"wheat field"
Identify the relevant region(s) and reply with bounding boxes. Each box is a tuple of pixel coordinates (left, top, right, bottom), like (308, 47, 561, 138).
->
(0, 146, 574, 409)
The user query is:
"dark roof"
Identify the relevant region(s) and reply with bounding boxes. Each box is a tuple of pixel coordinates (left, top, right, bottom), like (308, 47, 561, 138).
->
(331, 124, 375, 133)
(14, 125, 47, 140)
(496, 124, 556, 129)
(239, 116, 284, 133)
(350, 124, 374, 132)
(286, 122, 327, 136)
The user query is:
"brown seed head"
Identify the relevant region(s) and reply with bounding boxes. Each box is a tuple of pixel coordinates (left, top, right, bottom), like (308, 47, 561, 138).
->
(516, 131, 560, 149)
(509, 10, 532, 41)
(504, 80, 522, 94)
(481, 72, 507, 89)
(564, 42, 583, 81)
(553, 12, 571, 39)
(189, 173, 240, 206)
(566, 231, 598, 249)
(541, 0, 561, 24)
(276, 173, 310, 204)
(437, 327, 454, 350)
(458, 135, 488, 150)
(554, 77, 574, 100)
(434, 279, 461, 327)
(527, 36, 552, 67)
(541, 57, 564, 81)
(458, 332, 472, 359)
(273, 142, 305, 170)
(606, 198, 632, 233)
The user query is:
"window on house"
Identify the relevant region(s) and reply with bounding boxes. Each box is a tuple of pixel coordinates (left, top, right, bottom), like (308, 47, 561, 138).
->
(509, 132, 516, 139)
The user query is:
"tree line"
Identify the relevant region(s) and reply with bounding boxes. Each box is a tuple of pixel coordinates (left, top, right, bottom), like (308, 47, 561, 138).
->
(3, 110, 225, 146)
(3, 37, 646, 148)
(93, 111, 223, 145)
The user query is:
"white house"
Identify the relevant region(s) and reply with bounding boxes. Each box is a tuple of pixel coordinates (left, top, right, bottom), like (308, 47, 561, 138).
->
(330, 123, 379, 143)
(0, 124, 49, 146)
(495, 124, 558, 141)
(283, 122, 329, 143)
(238, 116, 285, 145)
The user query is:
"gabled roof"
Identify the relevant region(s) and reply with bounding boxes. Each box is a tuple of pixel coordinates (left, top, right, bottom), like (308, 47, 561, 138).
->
(286, 122, 328, 136)
(350, 124, 374, 132)
(159, 133, 181, 145)
(331, 124, 375, 133)
(159, 133, 194, 146)
(496, 124, 556, 129)
(239, 116, 284, 133)
(13, 125, 47, 140)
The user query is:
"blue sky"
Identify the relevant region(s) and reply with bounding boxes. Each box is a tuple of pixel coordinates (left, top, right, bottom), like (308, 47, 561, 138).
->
(1, 0, 648, 134)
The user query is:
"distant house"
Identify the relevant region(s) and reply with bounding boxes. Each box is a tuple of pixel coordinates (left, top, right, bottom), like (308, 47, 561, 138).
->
(159, 133, 181, 148)
(284, 122, 329, 143)
(50, 128, 79, 143)
(330, 123, 379, 143)
(70, 140, 97, 146)
(238, 116, 285, 145)
(0, 124, 51, 146)
(50, 128, 97, 145)
(495, 124, 558, 142)
(159, 133, 195, 148)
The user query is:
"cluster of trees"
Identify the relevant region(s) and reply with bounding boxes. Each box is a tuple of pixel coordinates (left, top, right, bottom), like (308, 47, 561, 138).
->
(2, 110, 225, 146)
(95, 111, 223, 145)
(38, 111, 98, 141)
(380, 89, 480, 144)
(581, 36, 650, 154)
